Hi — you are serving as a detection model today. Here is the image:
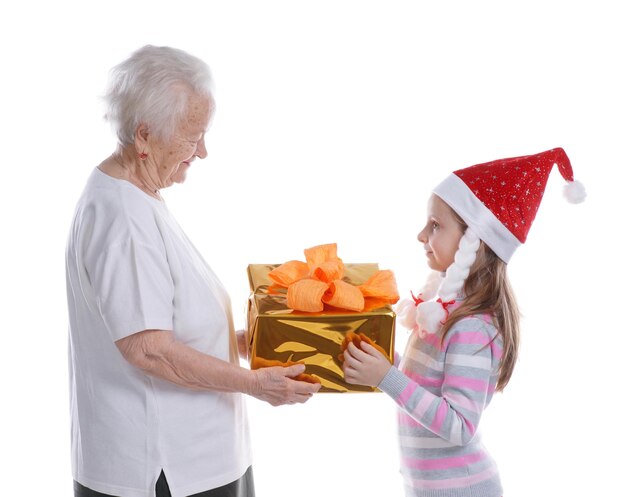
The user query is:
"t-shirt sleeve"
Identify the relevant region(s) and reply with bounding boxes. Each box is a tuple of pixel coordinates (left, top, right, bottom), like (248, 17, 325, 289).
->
(90, 238, 174, 341)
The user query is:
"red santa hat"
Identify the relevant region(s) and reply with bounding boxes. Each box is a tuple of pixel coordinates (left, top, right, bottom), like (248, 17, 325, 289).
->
(397, 147, 585, 336)
(432, 147, 585, 263)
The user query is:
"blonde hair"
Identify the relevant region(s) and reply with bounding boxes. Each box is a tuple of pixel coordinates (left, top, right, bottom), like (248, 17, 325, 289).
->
(442, 210, 520, 392)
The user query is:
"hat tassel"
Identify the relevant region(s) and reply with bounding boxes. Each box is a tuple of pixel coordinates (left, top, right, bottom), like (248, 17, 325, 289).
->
(563, 179, 586, 204)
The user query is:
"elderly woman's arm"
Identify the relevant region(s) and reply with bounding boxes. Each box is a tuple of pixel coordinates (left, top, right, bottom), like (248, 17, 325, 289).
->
(116, 329, 320, 406)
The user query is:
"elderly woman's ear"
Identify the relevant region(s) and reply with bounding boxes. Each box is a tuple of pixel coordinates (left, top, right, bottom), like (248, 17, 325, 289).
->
(133, 124, 149, 155)
(136, 124, 149, 141)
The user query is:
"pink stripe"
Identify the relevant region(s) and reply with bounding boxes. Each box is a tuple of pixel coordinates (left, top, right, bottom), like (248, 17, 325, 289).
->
(478, 313, 494, 325)
(420, 333, 444, 350)
(462, 416, 475, 436)
(403, 450, 485, 471)
(491, 341, 503, 360)
(449, 331, 491, 345)
(399, 382, 418, 405)
(414, 393, 435, 418)
(398, 412, 421, 427)
(430, 401, 448, 432)
(431, 400, 475, 437)
(445, 392, 480, 413)
(408, 466, 498, 490)
(446, 375, 488, 392)
(403, 370, 443, 388)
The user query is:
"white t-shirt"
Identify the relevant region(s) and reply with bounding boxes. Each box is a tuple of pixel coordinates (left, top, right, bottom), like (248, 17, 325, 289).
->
(66, 168, 252, 497)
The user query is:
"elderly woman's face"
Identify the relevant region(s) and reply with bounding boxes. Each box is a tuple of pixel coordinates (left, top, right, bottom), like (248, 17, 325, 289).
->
(149, 92, 214, 186)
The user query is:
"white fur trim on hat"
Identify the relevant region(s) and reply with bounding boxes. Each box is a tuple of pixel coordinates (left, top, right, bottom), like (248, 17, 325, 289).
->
(433, 174, 521, 263)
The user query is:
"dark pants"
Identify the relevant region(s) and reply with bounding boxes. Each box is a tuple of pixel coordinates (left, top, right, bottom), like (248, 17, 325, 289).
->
(74, 467, 255, 497)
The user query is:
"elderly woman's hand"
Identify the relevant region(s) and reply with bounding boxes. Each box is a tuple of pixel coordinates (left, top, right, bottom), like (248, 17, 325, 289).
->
(250, 364, 321, 406)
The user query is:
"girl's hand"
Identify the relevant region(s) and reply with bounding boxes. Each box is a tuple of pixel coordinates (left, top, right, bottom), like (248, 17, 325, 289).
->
(342, 341, 392, 387)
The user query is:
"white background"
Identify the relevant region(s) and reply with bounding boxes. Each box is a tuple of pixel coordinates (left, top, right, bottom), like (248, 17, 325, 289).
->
(1, 1, 624, 496)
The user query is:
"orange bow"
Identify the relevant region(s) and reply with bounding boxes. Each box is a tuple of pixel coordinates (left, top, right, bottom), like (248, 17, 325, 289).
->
(267, 243, 400, 313)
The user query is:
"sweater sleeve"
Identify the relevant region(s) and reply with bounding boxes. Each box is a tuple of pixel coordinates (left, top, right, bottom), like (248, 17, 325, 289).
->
(379, 316, 501, 446)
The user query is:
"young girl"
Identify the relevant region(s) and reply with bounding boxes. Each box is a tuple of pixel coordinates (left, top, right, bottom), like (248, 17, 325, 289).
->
(342, 147, 585, 497)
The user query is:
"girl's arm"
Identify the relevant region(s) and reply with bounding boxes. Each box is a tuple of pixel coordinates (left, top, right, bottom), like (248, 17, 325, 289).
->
(344, 317, 499, 446)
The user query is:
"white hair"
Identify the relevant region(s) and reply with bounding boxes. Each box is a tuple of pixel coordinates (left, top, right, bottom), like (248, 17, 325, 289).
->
(103, 45, 214, 145)
(396, 228, 481, 337)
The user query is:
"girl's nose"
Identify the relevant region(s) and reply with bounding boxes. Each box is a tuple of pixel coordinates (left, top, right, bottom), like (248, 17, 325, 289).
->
(417, 227, 427, 244)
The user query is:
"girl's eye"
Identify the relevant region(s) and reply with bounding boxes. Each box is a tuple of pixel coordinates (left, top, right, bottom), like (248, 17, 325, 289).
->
(431, 221, 440, 231)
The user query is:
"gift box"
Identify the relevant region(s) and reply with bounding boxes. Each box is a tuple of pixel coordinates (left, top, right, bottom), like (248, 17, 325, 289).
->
(246, 262, 396, 392)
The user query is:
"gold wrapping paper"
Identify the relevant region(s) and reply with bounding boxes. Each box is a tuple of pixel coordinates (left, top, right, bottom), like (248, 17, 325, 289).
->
(246, 263, 396, 392)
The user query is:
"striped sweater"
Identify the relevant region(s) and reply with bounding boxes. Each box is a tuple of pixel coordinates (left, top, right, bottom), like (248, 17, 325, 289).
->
(379, 308, 503, 497)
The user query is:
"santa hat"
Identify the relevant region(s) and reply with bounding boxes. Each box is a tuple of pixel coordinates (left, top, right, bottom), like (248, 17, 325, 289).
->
(397, 147, 585, 336)
(434, 147, 585, 263)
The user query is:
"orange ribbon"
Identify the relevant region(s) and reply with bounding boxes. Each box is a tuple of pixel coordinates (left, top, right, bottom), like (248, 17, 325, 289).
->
(267, 243, 400, 313)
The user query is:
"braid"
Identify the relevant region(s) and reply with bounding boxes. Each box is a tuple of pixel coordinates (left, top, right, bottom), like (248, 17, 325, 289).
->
(396, 228, 480, 336)
(438, 228, 481, 300)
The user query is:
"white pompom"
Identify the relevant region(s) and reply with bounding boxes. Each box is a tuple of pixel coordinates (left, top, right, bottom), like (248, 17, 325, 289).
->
(395, 298, 418, 330)
(420, 271, 443, 300)
(563, 180, 586, 204)
(415, 301, 446, 335)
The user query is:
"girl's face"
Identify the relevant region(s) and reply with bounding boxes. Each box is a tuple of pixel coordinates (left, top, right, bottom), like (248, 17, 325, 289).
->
(417, 195, 465, 272)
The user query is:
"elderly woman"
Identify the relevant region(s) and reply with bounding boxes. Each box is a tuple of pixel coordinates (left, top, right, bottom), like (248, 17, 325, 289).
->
(66, 45, 320, 497)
